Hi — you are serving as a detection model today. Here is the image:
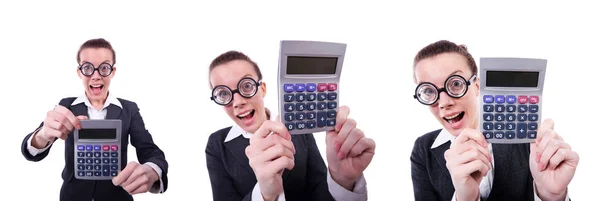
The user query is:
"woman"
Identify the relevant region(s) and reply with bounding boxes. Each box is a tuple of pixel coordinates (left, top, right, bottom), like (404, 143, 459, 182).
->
(205, 50, 376, 201)
(410, 40, 579, 201)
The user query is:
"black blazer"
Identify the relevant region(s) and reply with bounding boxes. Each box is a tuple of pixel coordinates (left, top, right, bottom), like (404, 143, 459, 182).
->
(21, 97, 169, 201)
(410, 129, 535, 201)
(205, 126, 336, 201)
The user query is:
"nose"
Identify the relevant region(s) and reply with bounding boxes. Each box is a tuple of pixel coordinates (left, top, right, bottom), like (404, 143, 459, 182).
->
(90, 69, 102, 80)
(437, 91, 455, 109)
(231, 92, 247, 108)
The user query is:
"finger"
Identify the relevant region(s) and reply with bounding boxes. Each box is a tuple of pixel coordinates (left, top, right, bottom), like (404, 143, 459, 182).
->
(539, 139, 562, 171)
(274, 114, 281, 123)
(547, 147, 572, 170)
(454, 129, 488, 148)
(535, 118, 555, 144)
(45, 118, 70, 137)
(122, 170, 148, 194)
(54, 105, 81, 130)
(45, 127, 65, 140)
(267, 155, 295, 171)
(112, 162, 139, 186)
(77, 115, 88, 120)
(458, 159, 490, 179)
(455, 140, 492, 163)
(252, 121, 289, 143)
(334, 105, 350, 132)
(348, 137, 376, 158)
(130, 183, 150, 195)
(334, 118, 357, 152)
(122, 165, 145, 187)
(253, 133, 295, 154)
(47, 112, 72, 134)
(451, 149, 492, 171)
(338, 127, 364, 159)
(259, 143, 295, 163)
(536, 129, 559, 163)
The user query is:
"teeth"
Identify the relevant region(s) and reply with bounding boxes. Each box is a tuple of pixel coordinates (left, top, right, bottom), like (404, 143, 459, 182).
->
(238, 110, 252, 117)
(91, 85, 102, 87)
(444, 113, 461, 120)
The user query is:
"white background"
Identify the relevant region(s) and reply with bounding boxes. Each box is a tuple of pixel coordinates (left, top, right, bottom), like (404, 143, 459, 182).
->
(1, 1, 598, 200)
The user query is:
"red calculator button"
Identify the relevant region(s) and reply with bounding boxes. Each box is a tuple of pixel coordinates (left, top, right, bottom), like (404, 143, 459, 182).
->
(317, 83, 328, 92)
(518, 96, 528, 104)
(102, 145, 110, 151)
(529, 96, 539, 104)
(327, 83, 337, 91)
(110, 145, 118, 151)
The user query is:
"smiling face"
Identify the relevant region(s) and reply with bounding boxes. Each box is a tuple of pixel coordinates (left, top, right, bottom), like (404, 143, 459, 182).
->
(77, 47, 115, 103)
(209, 60, 268, 134)
(414, 52, 480, 136)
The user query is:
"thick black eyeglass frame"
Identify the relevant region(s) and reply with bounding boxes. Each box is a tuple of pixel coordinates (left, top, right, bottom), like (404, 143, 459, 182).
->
(78, 62, 114, 77)
(413, 74, 477, 105)
(210, 77, 262, 106)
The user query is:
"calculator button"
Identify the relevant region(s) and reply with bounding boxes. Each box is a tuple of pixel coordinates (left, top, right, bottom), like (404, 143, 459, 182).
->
(111, 165, 118, 171)
(518, 114, 527, 121)
(307, 93, 316, 101)
(111, 172, 118, 177)
(327, 110, 336, 118)
(102, 145, 110, 151)
(102, 158, 110, 164)
(317, 93, 327, 101)
(327, 119, 336, 127)
(86, 165, 93, 170)
(528, 131, 537, 139)
(494, 123, 504, 130)
(111, 152, 118, 157)
(284, 113, 294, 121)
(295, 84, 306, 92)
(77, 165, 85, 170)
(518, 105, 527, 113)
(94, 165, 101, 171)
(483, 123, 493, 130)
(506, 114, 516, 122)
(506, 105, 516, 113)
(284, 94, 294, 102)
(285, 122, 294, 130)
(506, 123, 515, 130)
(528, 123, 538, 130)
(529, 105, 538, 113)
(317, 83, 328, 92)
(517, 123, 527, 138)
(77, 171, 85, 177)
(506, 131, 516, 139)
(317, 102, 327, 110)
(295, 112, 305, 120)
(484, 132, 493, 139)
(295, 103, 305, 111)
(494, 132, 504, 139)
(307, 83, 317, 92)
(518, 96, 528, 104)
(296, 122, 306, 130)
(94, 145, 101, 151)
(327, 102, 337, 109)
(307, 112, 316, 119)
(327, 92, 337, 100)
(110, 145, 118, 151)
(328, 83, 337, 91)
(295, 94, 306, 102)
(103, 165, 110, 176)
(86, 145, 93, 151)
(528, 114, 538, 121)
(306, 102, 316, 111)
(495, 95, 505, 103)
(494, 114, 504, 121)
(77, 145, 85, 151)
(102, 152, 110, 157)
(306, 121, 316, 129)
(483, 105, 493, 112)
(77, 152, 85, 157)
(495, 105, 505, 112)
(529, 96, 539, 104)
(94, 159, 101, 164)
(86, 152, 93, 157)
(317, 111, 327, 127)
(94, 152, 101, 158)
(111, 159, 118, 164)
(284, 103, 294, 112)
(86, 171, 93, 177)
(77, 158, 85, 164)
(483, 95, 494, 103)
(284, 84, 294, 93)
(506, 95, 517, 104)
(483, 113, 493, 121)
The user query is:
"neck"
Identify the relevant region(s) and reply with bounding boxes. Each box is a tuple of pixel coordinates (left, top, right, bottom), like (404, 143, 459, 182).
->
(86, 91, 108, 110)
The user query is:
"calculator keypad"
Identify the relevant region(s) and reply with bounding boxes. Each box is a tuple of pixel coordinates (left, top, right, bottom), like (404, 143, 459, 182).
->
(482, 95, 539, 140)
(76, 144, 119, 178)
(283, 82, 338, 131)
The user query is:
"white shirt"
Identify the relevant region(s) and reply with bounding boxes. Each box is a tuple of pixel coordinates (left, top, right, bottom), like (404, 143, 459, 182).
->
(26, 93, 165, 194)
(225, 124, 368, 201)
(431, 128, 569, 201)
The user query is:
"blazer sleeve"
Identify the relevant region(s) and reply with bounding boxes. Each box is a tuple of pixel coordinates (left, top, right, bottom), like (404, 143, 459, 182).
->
(128, 102, 169, 192)
(205, 134, 253, 201)
(411, 136, 442, 201)
(304, 134, 336, 201)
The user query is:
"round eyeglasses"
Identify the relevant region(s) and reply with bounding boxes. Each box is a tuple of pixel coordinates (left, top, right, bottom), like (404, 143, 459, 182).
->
(413, 74, 477, 105)
(210, 77, 262, 106)
(78, 62, 114, 77)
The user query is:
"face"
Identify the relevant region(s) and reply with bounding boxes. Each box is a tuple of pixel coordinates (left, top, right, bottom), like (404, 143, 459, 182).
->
(209, 60, 267, 134)
(414, 52, 480, 136)
(77, 48, 115, 103)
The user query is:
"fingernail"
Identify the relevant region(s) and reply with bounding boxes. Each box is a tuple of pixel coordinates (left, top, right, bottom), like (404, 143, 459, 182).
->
(337, 151, 344, 159)
(334, 142, 341, 151)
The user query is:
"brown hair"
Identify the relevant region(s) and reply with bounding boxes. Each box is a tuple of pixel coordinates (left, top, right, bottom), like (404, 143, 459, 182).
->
(412, 40, 477, 81)
(209, 51, 271, 120)
(77, 38, 116, 65)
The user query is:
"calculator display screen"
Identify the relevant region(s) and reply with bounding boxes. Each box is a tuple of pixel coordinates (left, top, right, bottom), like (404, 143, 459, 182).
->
(78, 129, 117, 139)
(286, 56, 337, 74)
(486, 71, 539, 87)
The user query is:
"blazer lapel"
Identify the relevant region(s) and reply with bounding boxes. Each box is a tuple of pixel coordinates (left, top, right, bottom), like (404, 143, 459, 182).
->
(431, 141, 452, 179)
(70, 103, 89, 117)
(105, 104, 122, 120)
(224, 136, 255, 175)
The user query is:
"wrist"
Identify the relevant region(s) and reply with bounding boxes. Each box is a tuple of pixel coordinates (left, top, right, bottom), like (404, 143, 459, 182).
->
(32, 130, 49, 149)
(534, 181, 567, 201)
(328, 167, 355, 191)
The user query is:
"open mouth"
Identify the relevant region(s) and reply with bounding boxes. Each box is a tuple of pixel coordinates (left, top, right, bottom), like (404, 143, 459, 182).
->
(443, 111, 465, 124)
(237, 109, 255, 120)
(89, 84, 104, 94)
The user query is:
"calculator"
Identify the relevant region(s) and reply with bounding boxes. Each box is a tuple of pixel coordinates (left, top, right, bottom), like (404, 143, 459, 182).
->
(478, 57, 547, 143)
(74, 119, 122, 180)
(277, 40, 346, 135)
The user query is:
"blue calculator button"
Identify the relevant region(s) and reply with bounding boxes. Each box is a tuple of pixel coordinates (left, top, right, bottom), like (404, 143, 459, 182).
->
(528, 122, 538, 130)
(528, 131, 537, 139)
(94, 171, 101, 177)
(506, 123, 515, 130)
(307, 112, 316, 119)
(483, 95, 494, 103)
(317, 102, 327, 110)
(529, 105, 539, 113)
(495, 95, 505, 103)
(518, 114, 527, 121)
(495, 105, 505, 112)
(327, 110, 336, 118)
(77, 152, 85, 157)
(94, 159, 101, 164)
(306, 121, 316, 129)
(506, 131, 516, 139)
(86, 165, 93, 170)
(317, 111, 327, 127)
(94, 152, 101, 157)
(285, 122, 294, 131)
(517, 123, 527, 138)
(307, 83, 317, 92)
(86, 158, 93, 164)
(484, 131, 493, 139)
(494, 131, 504, 139)
(327, 102, 337, 109)
(506, 105, 516, 113)
(296, 122, 306, 130)
(102, 158, 110, 164)
(284, 94, 294, 102)
(94, 165, 101, 171)
(94, 145, 101, 151)
(295, 112, 305, 120)
(102, 166, 110, 176)
(295, 103, 305, 111)
(110, 159, 118, 164)
(284, 103, 294, 112)
(494, 114, 504, 121)
(77, 165, 85, 170)
(317, 93, 327, 101)
(327, 119, 336, 127)
(77, 171, 85, 177)
(86, 152, 93, 157)
(86, 171, 93, 177)
(86, 145, 93, 151)
(102, 152, 110, 157)
(506, 114, 516, 121)
(77, 158, 85, 164)
(483, 122, 493, 130)
(77, 145, 85, 151)
(528, 114, 538, 121)
(506, 95, 517, 104)
(307, 93, 316, 101)
(284, 84, 294, 93)
(295, 84, 306, 92)
(483, 113, 493, 121)
(518, 105, 528, 113)
(494, 123, 504, 130)
(483, 104, 493, 112)
(284, 113, 294, 121)
(295, 94, 306, 102)
(306, 102, 316, 111)
(327, 92, 337, 100)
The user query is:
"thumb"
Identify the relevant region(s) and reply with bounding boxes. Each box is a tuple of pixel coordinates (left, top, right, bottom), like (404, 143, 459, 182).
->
(274, 114, 281, 123)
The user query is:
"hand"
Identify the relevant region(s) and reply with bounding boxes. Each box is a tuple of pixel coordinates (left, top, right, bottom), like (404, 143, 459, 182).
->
(444, 128, 492, 201)
(112, 161, 160, 195)
(32, 105, 88, 148)
(530, 118, 579, 201)
(245, 116, 296, 201)
(325, 105, 376, 191)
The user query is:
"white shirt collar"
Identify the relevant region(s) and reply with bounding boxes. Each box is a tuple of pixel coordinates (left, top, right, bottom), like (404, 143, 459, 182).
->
(72, 92, 122, 109)
(224, 124, 253, 143)
(430, 126, 483, 149)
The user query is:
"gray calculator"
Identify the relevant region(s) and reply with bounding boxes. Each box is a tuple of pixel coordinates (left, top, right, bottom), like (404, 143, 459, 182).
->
(277, 40, 346, 135)
(74, 119, 122, 180)
(479, 57, 547, 143)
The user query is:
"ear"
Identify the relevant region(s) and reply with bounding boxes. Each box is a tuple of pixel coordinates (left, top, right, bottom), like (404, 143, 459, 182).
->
(77, 68, 83, 79)
(260, 81, 267, 97)
(110, 66, 117, 78)
(474, 77, 480, 96)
